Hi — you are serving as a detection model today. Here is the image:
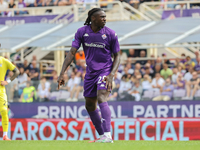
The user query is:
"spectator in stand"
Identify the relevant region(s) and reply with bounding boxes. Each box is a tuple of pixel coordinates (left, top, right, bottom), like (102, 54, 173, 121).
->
(155, 57, 162, 67)
(142, 74, 152, 91)
(23, 59, 30, 74)
(162, 53, 171, 65)
(180, 53, 187, 64)
(8, 0, 16, 9)
(171, 67, 180, 84)
(0, 0, 8, 16)
(24, 0, 35, 7)
(75, 50, 85, 61)
(36, 0, 46, 7)
(129, 80, 142, 101)
(119, 50, 127, 64)
(184, 65, 194, 82)
(151, 73, 165, 91)
(38, 80, 50, 102)
(152, 63, 162, 78)
(184, 56, 195, 71)
(135, 63, 142, 72)
(29, 61, 39, 88)
(153, 78, 174, 101)
(49, 75, 59, 92)
(183, 71, 200, 100)
(6, 71, 18, 102)
(126, 63, 134, 74)
(176, 74, 185, 89)
(160, 63, 173, 80)
(134, 69, 142, 80)
(64, 72, 77, 101)
(7, 0, 16, 16)
(67, 71, 82, 101)
(141, 63, 154, 77)
(194, 57, 200, 76)
(16, 0, 28, 15)
(18, 67, 29, 96)
(37, 77, 50, 93)
(136, 50, 147, 65)
(177, 63, 186, 75)
(118, 74, 132, 93)
(20, 81, 35, 103)
(114, 72, 120, 89)
(69, 72, 85, 101)
(128, 49, 136, 58)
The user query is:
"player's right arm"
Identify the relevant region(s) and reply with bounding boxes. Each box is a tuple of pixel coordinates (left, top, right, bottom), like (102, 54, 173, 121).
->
(57, 47, 78, 89)
(57, 28, 82, 89)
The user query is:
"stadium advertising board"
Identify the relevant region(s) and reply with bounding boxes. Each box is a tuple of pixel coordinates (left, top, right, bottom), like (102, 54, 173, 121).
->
(10, 101, 200, 119)
(0, 118, 199, 141)
(162, 9, 200, 19)
(0, 14, 73, 25)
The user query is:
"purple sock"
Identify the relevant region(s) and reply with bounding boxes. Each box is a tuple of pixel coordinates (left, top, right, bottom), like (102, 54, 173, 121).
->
(99, 102, 111, 132)
(88, 108, 104, 135)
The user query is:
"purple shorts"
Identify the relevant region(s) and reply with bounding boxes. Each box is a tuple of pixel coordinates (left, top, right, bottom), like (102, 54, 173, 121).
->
(83, 70, 111, 97)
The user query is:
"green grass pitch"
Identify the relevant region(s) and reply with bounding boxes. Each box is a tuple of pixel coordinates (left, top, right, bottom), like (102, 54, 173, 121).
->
(0, 141, 200, 150)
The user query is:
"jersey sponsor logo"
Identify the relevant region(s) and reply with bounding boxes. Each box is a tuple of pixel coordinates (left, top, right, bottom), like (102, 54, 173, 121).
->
(102, 34, 107, 39)
(85, 42, 105, 48)
(0, 64, 2, 67)
(84, 33, 89, 37)
(100, 84, 105, 87)
(72, 38, 75, 42)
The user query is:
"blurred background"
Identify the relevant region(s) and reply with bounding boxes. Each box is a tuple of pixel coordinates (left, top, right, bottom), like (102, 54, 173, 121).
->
(0, 0, 200, 141)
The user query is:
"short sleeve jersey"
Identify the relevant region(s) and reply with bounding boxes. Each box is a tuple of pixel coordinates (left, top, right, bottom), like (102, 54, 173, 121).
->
(0, 57, 16, 94)
(72, 25, 120, 74)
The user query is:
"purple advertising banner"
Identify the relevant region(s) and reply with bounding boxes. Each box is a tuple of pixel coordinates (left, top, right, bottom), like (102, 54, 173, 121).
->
(9, 101, 200, 119)
(162, 9, 200, 20)
(0, 14, 74, 25)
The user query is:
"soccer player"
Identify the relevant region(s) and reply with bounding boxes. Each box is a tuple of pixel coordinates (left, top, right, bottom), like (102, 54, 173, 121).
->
(0, 56, 19, 140)
(57, 8, 120, 143)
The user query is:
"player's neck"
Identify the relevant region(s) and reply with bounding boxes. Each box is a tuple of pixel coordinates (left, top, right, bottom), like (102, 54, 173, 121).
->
(90, 24, 101, 33)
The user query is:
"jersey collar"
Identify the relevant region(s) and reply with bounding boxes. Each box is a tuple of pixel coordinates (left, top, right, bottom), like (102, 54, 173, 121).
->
(88, 25, 105, 34)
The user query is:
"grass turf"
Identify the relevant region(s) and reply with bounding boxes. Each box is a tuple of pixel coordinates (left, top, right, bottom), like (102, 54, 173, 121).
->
(0, 141, 200, 150)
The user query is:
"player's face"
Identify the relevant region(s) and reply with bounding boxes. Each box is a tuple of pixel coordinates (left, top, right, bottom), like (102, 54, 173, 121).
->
(94, 11, 106, 28)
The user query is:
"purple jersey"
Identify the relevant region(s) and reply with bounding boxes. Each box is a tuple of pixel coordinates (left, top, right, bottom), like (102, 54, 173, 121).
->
(72, 25, 120, 75)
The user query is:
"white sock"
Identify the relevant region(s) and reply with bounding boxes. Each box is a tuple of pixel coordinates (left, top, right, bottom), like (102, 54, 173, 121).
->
(104, 132, 112, 139)
(3, 132, 7, 137)
(99, 135, 104, 138)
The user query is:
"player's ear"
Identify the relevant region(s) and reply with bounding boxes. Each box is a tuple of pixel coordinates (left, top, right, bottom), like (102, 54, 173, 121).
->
(91, 15, 95, 22)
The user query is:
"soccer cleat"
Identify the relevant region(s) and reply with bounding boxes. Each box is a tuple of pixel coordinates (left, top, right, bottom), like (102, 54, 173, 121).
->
(88, 138, 100, 143)
(95, 135, 113, 143)
(3, 135, 11, 141)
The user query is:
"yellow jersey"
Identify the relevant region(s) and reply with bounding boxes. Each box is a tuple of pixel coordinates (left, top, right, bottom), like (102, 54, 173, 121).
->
(0, 56, 16, 95)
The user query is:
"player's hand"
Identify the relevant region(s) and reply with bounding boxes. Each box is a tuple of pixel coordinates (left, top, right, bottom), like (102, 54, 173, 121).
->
(102, 74, 113, 92)
(0, 81, 8, 86)
(57, 75, 65, 90)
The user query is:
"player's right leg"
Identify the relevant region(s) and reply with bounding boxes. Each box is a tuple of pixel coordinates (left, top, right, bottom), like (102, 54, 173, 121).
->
(0, 95, 11, 141)
(85, 97, 104, 142)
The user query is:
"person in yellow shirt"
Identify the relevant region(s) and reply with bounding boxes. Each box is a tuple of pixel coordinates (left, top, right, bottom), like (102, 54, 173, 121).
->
(0, 56, 19, 140)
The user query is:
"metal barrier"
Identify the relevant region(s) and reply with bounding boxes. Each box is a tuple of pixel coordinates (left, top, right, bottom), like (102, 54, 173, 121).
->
(140, 1, 200, 20)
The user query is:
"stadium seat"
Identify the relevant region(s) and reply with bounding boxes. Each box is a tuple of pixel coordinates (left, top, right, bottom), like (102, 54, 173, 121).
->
(141, 90, 154, 101)
(59, 91, 70, 101)
(194, 89, 200, 100)
(153, 90, 161, 98)
(173, 89, 186, 101)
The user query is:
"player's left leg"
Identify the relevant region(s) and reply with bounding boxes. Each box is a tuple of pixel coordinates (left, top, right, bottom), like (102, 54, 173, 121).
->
(0, 97, 11, 140)
(97, 89, 113, 142)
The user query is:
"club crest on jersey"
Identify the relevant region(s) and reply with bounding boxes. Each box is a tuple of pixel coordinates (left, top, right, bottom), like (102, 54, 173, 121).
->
(102, 34, 107, 39)
(0, 64, 2, 67)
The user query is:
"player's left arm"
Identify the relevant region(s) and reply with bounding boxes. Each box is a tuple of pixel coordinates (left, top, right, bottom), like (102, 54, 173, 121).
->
(103, 32, 120, 91)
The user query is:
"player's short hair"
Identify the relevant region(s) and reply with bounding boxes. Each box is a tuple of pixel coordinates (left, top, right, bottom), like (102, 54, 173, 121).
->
(84, 8, 103, 25)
